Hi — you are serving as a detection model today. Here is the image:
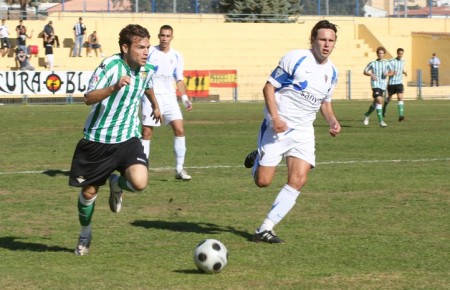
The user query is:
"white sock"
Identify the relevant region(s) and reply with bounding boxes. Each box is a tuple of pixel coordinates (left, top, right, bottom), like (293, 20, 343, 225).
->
(258, 184, 300, 232)
(174, 136, 186, 173)
(141, 139, 151, 160)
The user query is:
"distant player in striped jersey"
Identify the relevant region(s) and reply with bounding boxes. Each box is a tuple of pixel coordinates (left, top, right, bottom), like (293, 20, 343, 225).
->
(69, 24, 160, 256)
(384, 48, 407, 122)
(363, 46, 393, 127)
(243, 20, 341, 244)
(141, 25, 193, 181)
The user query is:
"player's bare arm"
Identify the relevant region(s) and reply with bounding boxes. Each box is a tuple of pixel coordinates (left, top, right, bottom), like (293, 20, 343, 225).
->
(263, 82, 287, 133)
(84, 76, 131, 105)
(364, 69, 377, 80)
(144, 88, 161, 122)
(320, 102, 341, 137)
(177, 80, 192, 111)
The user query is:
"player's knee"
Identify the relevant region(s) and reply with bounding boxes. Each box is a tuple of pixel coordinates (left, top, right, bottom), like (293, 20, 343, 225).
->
(174, 128, 184, 136)
(142, 126, 153, 139)
(82, 185, 98, 199)
(130, 178, 147, 192)
(254, 176, 272, 188)
(288, 175, 307, 190)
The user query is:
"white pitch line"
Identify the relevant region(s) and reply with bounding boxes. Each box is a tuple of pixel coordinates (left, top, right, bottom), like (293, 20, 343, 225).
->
(0, 157, 449, 175)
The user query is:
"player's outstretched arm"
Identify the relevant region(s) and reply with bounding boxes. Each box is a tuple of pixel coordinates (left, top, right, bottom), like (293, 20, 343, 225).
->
(145, 88, 161, 122)
(177, 80, 192, 111)
(320, 102, 341, 137)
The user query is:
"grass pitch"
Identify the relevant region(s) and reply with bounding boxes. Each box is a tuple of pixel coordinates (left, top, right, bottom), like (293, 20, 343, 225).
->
(0, 100, 449, 289)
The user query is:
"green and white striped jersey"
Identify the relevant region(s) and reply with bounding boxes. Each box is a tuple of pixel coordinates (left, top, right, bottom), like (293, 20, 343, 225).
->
(83, 54, 155, 144)
(388, 57, 405, 85)
(364, 59, 393, 90)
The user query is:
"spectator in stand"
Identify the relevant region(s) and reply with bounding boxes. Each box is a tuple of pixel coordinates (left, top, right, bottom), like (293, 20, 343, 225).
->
(16, 20, 33, 55)
(0, 19, 11, 57)
(45, 34, 55, 70)
(87, 31, 105, 57)
(72, 17, 86, 57)
(43, 21, 60, 48)
(15, 19, 26, 37)
(16, 48, 35, 71)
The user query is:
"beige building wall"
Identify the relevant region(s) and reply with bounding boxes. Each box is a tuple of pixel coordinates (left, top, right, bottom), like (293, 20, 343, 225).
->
(368, 0, 429, 15)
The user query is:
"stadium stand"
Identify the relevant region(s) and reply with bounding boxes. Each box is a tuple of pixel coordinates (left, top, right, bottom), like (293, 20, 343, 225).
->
(0, 13, 449, 101)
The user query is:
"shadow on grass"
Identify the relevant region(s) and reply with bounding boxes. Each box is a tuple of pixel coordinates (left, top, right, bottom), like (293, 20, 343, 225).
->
(42, 169, 70, 177)
(0, 236, 73, 253)
(131, 220, 253, 241)
(173, 269, 204, 275)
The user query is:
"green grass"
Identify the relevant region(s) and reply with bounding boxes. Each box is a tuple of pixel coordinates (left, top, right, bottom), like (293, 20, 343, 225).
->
(0, 100, 449, 289)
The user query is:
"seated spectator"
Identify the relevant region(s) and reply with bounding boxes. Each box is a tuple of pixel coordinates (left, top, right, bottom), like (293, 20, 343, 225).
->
(16, 48, 35, 71)
(43, 21, 60, 48)
(87, 31, 104, 57)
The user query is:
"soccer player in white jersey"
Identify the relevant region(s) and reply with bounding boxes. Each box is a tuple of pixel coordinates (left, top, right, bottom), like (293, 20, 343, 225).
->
(384, 48, 407, 122)
(243, 20, 341, 243)
(69, 24, 160, 256)
(141, 24, 193, 180)
(362, 47, 394, 127)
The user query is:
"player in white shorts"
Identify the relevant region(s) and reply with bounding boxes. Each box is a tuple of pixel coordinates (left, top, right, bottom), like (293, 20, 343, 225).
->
(141, 24, 192, 180)
(244, 20, 341, 244)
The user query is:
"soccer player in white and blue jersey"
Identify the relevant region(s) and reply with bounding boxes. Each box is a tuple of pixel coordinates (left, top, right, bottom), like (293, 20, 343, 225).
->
(362, 47, 393, 127)
(384, 48, 407, 121)
(141, 25, 193, 180)
(244, 20, 341, 243)
(69, 24, 160, 256)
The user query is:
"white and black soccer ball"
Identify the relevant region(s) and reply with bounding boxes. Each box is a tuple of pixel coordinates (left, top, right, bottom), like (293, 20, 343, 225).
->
(193, 239, 228, 274)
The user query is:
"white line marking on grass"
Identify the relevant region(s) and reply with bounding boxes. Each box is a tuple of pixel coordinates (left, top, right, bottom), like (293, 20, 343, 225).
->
(0, 157, 449, 175)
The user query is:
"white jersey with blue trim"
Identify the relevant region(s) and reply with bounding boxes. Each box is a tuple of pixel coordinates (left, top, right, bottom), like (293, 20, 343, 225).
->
(147, 45, 184, 95)
(266, 49, 338, 129)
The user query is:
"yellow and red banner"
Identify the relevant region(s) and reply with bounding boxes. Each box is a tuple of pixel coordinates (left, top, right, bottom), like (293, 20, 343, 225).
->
(182, 69, 237, 98)
(183, 70, 210, 97)
(210, 70, 238, 88)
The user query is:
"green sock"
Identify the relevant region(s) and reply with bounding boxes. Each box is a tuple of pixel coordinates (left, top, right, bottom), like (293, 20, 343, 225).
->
(376, 108, 384, 122)
(365, 104, 375, 116)
(78, 195, 96, 226)
(383, 101, 389, 116)
(118, 175, 136, 192)
(398, 102, 404, 116)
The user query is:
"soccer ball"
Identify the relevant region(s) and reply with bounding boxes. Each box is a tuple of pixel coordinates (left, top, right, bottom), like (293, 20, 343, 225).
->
(193, 239, 228, 274)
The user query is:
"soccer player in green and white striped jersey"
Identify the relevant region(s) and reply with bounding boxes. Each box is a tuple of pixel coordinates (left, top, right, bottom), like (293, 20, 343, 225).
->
(384, 48, 407, 121)
(69, 24, 161, 256)
(362, 46, 393, 127)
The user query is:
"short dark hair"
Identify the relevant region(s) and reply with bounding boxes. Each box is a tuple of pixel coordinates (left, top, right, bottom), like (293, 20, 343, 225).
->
(376, 47, 386, 54)
(397, 48, 404, 53)
(159, 24, 173, 33)
(309, 20, 337, 45)
(119, 24, 150, 53)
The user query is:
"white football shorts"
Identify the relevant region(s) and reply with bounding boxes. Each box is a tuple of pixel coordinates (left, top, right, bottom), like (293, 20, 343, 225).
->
(257, 122, 316, 168)
(142, 93, 183, 127)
